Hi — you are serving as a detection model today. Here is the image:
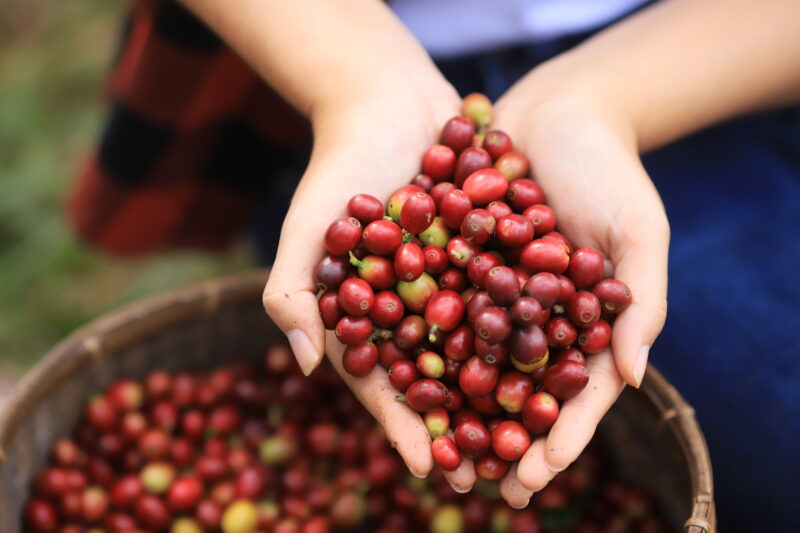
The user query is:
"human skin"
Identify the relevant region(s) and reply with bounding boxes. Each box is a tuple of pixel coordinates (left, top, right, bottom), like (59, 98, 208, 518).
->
(180, 0, 800, 507)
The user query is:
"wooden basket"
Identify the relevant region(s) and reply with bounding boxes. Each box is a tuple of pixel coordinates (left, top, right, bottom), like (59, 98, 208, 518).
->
(0, 271, 715, 532)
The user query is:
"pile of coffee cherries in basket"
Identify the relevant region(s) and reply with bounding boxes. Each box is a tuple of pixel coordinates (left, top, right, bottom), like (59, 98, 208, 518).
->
(316, 93, 633, 474)
(23, 343, 666, 533)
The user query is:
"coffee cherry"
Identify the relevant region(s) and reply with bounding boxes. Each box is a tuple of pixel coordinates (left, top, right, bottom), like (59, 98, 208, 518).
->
(411, 173, 434, 191)
(495, 151, 530, 182)
(545, 317, 578, 348)
(342, 342, 379, 377)
(491, 420, 531, 461)
(522, 391, 560, 435)
(430, 181, 456, 207)
(418, 216, 451, 248)
(324, 217, 361, 256)
(444, 325, 474, 362)
(466, 291, 493, 326)
(522, 204, 556, 235)
(393, 242, 425, 282)
(438, 268, 469, 292)
(387, 184, 425, 221)
(424, 408, 450, 438)
(520, 238, 570, 274)
(568, 291, 602, 328)
(350, 254, 395, 290)
(485, 200, 513, 221)
(459, 356, 500, 398)
(440, 116, 475, 154)
(496, 214, 534, 247)
(568, 248, 605, 289)
(313, 254, 353, 294)
(483, 130, 512, 160)
(556, 275, 577, 304)
(25, 499, 57, 531)
(485, 266, 521, 307)
(86, 396, 117, 431)
(416, 351, 445, 379)
(423, 245, 449, 275)
(169, 476, 203, 511)
(369, 290, 404, 327)
(544, 231, 574, 253)
(509, 325, 548, 366)
(362, 219, 403, 255)
(462, 93, 492, 127)
(553, 347, 586, 366)
(425, 290, 466, 340)
(347, 194, 384, 224)
(474, 451, 510, 481)
(334, 315, 373, 345)
(446, 236, 480, 269)
(454, 419, 491, 458)
(337, 278, 374, 316)
(422, 145, 456, 182)
(396, 272, 439, 314)
(473, 307, 512, 344)
(319, 291, 344, 329)
(431, 436, 462, 471)
(494, 371, 534, 413)
(577, 320, 612, 354)
(543, 361, 590, 400)
(592, 278, 633, 314)
(222, 500, 260, 533)
(467, 252, 503, 288)
(393, 314, 427, 349)
(388, 360, 419, 392)
(510, 297, 549, 327)
(454, 147, 493, 187)
(463, 169, 509, 205)
(399, 379, 449, 412)
(401, 192, 436, 234)
(474, 338, 508, 365)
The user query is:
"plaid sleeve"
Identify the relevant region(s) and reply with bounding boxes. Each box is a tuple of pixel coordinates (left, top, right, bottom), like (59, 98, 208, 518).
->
(68, 0, 309, 255)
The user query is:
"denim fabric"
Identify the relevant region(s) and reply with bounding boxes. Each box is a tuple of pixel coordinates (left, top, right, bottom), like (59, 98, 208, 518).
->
(436, 43, 800, 533)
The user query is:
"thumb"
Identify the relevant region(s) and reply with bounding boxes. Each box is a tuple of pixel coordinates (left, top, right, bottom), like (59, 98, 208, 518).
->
(609, 218, 670, 388)
(263, 209, 327, 376)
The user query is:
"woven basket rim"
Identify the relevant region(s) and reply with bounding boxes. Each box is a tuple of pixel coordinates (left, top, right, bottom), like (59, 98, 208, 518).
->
(0, 270, 714, 531)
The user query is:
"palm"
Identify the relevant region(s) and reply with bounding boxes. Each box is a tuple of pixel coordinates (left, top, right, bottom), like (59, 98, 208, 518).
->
(486, 103, 670, 502)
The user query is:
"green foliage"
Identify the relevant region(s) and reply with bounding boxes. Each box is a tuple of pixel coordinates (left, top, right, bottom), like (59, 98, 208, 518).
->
(0, 1, 253, 370)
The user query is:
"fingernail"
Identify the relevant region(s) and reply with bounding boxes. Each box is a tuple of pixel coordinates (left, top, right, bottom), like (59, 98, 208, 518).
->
(545, 462, 566, 473)
(286, 329, 320, 377)
(633, 345, 650, 388)
(410, 470, 428, 479)
(451, 485, 471, 494)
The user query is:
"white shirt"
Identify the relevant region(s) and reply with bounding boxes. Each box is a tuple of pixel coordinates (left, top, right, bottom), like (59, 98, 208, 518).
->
(391, 0, 648, 58)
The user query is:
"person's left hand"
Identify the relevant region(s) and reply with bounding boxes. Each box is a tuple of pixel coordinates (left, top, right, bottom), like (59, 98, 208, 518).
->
(451, 87, 671, 507)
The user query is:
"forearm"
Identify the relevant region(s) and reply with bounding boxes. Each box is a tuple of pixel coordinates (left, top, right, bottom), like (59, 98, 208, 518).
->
(179, 0, 455, 121)
(504, 0, 800, 151)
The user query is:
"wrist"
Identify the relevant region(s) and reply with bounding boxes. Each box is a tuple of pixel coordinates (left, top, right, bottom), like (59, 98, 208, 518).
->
(495, 62, 639, 153)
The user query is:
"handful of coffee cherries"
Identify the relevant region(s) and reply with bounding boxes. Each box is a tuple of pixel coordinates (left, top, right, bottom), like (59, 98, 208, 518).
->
(315, 93, 633, 477)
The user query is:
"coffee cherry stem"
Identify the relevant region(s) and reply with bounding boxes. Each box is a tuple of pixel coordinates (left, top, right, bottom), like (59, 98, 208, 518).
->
(369, 328, 393, 343)
(348, 251, 363, 269)
(401, 230, 414, 243)
(428, 325, 440, 344)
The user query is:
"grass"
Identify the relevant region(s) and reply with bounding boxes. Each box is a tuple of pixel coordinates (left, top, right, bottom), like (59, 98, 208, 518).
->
(0, 1, 254, 373)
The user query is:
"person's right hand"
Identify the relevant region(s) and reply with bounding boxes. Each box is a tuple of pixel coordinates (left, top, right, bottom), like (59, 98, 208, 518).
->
(262, 84, 481, 485)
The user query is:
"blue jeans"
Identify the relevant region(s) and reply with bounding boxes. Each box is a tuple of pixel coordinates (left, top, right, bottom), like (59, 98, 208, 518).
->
(434, 42, 800, 531)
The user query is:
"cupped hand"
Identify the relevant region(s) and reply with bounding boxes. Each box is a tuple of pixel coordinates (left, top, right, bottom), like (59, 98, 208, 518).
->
(263, 87, 474, 481)
(483, 92, 670, 506)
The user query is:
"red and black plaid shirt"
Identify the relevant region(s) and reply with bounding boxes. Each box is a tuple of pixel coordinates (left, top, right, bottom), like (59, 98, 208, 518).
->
(68, 0, 309, 255)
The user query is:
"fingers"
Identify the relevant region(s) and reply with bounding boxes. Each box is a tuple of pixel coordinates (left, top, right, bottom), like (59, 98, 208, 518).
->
(543, 351, 625, 472)
(325, 331, 434, 477)
(499, 463, 533, 509)
(441, 430, 476, 493)
(516, 438, 556, 492)
(611, 215, 669, 387)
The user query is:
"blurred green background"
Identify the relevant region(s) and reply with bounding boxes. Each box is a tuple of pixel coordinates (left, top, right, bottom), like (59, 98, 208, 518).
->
(0, 1, 254, 376)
